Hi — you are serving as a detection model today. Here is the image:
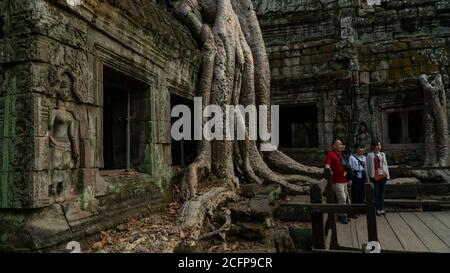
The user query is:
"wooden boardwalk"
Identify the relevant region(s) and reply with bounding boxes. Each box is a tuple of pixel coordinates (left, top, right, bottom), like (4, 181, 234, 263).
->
(336, 211, 450, 253)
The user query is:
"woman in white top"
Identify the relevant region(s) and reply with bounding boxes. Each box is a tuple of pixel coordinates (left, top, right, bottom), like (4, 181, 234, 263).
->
(366, 140, 390, 216)
(349, 143, 367, 205)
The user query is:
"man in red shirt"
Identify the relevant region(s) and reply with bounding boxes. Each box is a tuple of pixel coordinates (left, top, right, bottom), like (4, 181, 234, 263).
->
(325, 139, 350, 224)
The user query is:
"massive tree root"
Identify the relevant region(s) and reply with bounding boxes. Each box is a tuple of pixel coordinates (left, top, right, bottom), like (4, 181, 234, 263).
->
(179, 187, 238, 241)
(173, 0, 323, 241)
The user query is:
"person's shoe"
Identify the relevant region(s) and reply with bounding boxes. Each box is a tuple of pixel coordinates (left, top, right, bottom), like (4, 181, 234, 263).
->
(376, 210, 382, 216)
(381, 210, 386, 215)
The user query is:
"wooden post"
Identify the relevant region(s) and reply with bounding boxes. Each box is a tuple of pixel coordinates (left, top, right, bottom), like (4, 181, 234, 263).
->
(365, 183, 378, 242)
(310, 183, 325, 250)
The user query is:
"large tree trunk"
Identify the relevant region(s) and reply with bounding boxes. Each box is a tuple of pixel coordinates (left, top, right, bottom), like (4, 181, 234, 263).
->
(423, 105, 437, 167)
(419, 74, 449, 167)
(173, 0, 322, 241)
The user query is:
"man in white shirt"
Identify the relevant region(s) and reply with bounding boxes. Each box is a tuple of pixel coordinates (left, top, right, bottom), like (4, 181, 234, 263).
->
(349, 143, 367, 206)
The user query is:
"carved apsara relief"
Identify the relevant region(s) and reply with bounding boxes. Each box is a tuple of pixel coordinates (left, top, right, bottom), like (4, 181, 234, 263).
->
(355, 122, 370, 147)
(44, 46, 88, 202)
(47, 69, 80, 202)
(334, 113, 346, 141)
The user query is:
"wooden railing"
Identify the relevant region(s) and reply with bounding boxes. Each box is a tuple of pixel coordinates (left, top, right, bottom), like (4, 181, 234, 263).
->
(309, 168, 378, 251)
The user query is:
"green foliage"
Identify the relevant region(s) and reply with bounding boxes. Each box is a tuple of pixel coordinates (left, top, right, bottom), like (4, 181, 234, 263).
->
(80, 186, 95, 210)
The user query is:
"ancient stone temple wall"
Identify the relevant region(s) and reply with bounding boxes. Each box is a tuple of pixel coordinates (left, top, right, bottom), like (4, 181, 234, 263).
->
(354, 0, 450, 165)
(254, 0, 450, 166)
(0, 0, 199, 250)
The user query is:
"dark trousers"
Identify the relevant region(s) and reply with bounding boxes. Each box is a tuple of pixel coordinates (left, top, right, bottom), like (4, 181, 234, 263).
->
(351, 175, 366, 204)
(371, 178, 387, 211)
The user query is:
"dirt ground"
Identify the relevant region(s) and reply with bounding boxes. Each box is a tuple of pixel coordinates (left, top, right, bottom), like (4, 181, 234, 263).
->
(86, 201, 310, 253)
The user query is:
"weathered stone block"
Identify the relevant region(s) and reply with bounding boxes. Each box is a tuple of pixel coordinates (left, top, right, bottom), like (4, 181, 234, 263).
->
(411, 52, 430, 65)
(360, 71, 370, 84)
(37, 2, 89, 50)
(34, 136, 50, 171)
(438, 13, 450, 27)
(375, 60, 388, 70)
(25, 204, 72, 247)
(0, 36, 34, 65)
(250, 195, 272, 217)
(156, 120, 171, 145)
(436, 0, 450, 13)
(291, 65, 301, 75)
(419, 6, 437, 17)
(399, 8, 418, 19)
(150, 89, 159, 122)
(386, 21, 403, 33)
(264, 227, 296, 253)
(86, 105, 101, 139)
(30, 171, 51, 208)
(281, 66, 291, 76)
(0, 97, 4, 135)
(158, 86, 171, 124)
(95, 81, 103, 107)
(10, 136, 34, 171)
(229, 199, 267, 223)
(77, 168, 96, 191)
(390, 57, 413, 68)
(420, 63, 439, 73)
(419, 183, 449, 196)
(385, 184, 419, 199)
(1, 170, 51, 208)
(371, 70, 388, 82)
(80, 138, 96, 168)
(71, 105, 89, 139)
(34, 96, 54, 137)
(96, 138, 103, 169)
(270, 67, 280, 78)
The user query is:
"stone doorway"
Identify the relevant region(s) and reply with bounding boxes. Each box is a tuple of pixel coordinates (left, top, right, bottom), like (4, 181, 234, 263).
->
(279, 104, 319, 149)
(102, 66, 150, 171)
(170, 94, 197, 167)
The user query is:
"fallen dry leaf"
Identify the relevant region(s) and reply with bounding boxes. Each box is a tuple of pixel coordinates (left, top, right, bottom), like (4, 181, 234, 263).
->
(92, 241, 105, 250)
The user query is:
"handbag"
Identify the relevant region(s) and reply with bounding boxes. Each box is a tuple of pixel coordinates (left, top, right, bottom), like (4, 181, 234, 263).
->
(374, 154, 386, 181)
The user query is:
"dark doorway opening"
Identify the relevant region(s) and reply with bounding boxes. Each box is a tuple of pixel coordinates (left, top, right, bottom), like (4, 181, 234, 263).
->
(102, 66, 149, 170)
(385, 108, 424, 145)
(170, 94, 197, 166)
(279, 104, 319, 148)
(0, 17, 4, 39)
(387, 112, 403, 144)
